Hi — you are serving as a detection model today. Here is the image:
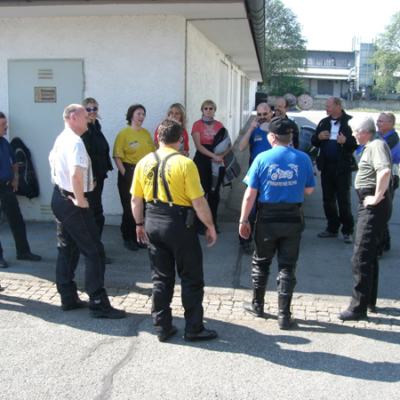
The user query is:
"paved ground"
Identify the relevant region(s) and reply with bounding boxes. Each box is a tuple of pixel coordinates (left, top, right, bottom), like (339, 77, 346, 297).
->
(1, 110, 399, 399)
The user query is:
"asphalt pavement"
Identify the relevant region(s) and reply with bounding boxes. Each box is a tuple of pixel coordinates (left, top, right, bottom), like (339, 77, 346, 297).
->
(1, 110, 399, 399)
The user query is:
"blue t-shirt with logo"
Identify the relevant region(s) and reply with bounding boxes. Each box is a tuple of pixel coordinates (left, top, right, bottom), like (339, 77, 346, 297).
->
(244, 145, 315, 203)
(249, 127, 272, 162)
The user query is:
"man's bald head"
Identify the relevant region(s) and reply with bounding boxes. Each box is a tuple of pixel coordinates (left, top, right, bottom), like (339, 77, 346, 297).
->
(256, 103, 272, 123)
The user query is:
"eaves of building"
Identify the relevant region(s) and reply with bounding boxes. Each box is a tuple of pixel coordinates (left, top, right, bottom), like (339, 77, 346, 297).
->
(0, 0, 266, 81)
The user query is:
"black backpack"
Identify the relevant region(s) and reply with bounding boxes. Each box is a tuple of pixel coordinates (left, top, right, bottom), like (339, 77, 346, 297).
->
(9, 137, 40, 199)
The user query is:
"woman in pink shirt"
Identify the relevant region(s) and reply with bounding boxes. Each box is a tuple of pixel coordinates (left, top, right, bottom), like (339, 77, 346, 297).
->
(192, 100, 231, 234)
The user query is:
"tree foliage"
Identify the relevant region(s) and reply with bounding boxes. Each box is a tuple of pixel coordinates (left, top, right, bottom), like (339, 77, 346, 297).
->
(372, 11, 400, 95)
(261, 0, 307, 96)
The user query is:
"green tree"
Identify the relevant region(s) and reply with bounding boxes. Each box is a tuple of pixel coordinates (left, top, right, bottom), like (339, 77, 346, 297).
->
(261, 0, 307, 96)
(372, 11, 400, 95)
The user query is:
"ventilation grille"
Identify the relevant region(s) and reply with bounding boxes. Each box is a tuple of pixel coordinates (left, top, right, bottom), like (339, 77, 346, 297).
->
(38, 69, 53, 80)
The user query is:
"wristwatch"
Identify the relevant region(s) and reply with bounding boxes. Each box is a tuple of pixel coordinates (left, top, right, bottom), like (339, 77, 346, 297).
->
(136, 222, 145, 226)
(14, 174, 19, 179)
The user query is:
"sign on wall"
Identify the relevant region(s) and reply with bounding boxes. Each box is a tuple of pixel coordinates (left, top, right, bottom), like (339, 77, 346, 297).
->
(34, 87, 57, 103)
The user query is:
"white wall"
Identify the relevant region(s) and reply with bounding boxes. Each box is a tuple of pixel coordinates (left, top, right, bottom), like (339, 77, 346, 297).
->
(186, 22, 255, 147)
(0, 14, 256, 221)
(0, 14, 186, 217)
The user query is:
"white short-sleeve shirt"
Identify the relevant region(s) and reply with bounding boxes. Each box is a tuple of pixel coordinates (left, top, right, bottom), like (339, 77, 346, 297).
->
(49, 127, 94, 192)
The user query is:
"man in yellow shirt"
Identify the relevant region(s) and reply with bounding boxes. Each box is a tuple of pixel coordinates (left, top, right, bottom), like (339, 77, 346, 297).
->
(131, 118, 218, 342)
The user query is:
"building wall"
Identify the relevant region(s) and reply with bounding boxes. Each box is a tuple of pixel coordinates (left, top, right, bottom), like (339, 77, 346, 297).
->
(186, 22, 255, 146)
(0, 14, 186, 218)
(0, 13, 256, 221)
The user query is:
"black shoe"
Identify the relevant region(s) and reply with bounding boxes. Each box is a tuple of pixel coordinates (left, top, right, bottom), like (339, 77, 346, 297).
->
(104, 256, 112, 264)
(90, 291, 127, 319)
(0, 257, 9, 268)
(16, 252, 42, 261)
(243, 301, 263, 317)
(368, 305, 377, 313)
(343, 234, 353, 244)
(318, 230, 338, 238)
(124, 240, 138, 252)
(136, 241, 147, 249)
(61, 298, 89, 311)
(157, 325, 178, 342)
(338, 309, 367, 321)
(184, 327, 218, 342)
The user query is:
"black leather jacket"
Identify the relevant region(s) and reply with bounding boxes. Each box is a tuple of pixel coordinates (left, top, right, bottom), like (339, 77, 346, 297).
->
(81, 119, 113, 181)
(311, 110, 358, 173)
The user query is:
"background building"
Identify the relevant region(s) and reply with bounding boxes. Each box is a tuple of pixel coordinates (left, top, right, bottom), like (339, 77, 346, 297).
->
(300, 38, 376, 99)
(0, 0, 265, 222)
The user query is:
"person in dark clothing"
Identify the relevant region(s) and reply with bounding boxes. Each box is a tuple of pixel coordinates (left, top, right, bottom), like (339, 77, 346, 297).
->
(239, 117, 315, 330)
(81, 98, 113, 264)
(376, 112, 399, 256)
(338, 116, 392, 321)
(131, 118, 218, 342)
(0, 111, 41, 268)
(273, 97, 299, 149)
(49, 104, 125, 319)
(311, 97, 358, 244)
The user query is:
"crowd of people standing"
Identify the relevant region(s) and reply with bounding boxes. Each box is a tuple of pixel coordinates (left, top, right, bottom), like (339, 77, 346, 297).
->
(0, 97, 398, 339)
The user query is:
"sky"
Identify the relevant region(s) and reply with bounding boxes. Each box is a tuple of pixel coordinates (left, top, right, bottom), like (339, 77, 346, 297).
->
(281, 0, 399, 51)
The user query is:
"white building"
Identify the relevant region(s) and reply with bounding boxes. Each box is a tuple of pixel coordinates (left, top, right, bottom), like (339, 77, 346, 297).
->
(0, 0, 265, 221)
(300, 38, 376, 99)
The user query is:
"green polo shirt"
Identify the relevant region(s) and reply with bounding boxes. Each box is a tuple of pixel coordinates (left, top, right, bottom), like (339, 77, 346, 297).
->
(355, 133, 392, 189)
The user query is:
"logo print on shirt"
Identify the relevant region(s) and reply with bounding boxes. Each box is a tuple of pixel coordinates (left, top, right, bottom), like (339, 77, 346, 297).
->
(266, 164, 299, 186)
(129, 141, 139, 149)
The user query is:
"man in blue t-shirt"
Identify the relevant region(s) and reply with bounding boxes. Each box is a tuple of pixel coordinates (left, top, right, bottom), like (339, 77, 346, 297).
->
(0, 112, 41, 268)
(239, 116, 315, 330)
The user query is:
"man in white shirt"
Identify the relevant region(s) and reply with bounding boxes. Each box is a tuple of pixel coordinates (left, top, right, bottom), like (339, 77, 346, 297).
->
(49, 104, 125, 318)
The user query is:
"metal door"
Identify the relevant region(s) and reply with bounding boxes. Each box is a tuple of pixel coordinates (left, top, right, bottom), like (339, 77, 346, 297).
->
(8, 59, 84, 221)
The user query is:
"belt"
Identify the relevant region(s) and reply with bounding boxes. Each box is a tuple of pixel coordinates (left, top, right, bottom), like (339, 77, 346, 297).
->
(146, 201, 192, 213)
(258, 202, 303, 224)
(55, 185, 89, 198)
(0, 180, 12, 186)
(355, 187, 375, 200)
(258, 202, 301, 210)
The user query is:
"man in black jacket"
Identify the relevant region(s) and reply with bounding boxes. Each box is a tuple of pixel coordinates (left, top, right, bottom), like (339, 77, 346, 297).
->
(311, 97, 358, 243)
(273, 97, 299, 149)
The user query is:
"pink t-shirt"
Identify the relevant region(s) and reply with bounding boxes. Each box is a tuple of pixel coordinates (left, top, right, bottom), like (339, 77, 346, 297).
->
(191, 120, 224, 145)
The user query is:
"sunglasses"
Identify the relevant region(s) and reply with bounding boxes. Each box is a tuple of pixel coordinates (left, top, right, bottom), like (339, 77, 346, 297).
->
(257, 112, 269, 116)
(203, 107, 214, 111)
(86, 107, 98, 112)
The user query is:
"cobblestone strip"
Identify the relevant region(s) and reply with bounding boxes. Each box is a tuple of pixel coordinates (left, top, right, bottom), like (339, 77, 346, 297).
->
(1, 278, 399, 331)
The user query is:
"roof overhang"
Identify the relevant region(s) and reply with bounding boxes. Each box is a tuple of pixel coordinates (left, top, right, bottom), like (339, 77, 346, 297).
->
(0, 0, 264, 81)
(299, 67, 355, 81)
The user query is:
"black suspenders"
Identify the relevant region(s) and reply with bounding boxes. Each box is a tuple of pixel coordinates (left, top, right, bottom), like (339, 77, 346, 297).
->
(152, 151, 180, 206)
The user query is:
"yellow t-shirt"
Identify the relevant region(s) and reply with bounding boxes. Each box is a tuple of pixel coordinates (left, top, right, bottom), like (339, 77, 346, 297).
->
(131, 147, 204, 207)
(113, 126, 155, 164)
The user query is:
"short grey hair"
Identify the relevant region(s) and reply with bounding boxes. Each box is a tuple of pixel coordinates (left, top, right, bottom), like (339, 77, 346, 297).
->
(350, 116, 376, 135)
(63, 104, 83, 120)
